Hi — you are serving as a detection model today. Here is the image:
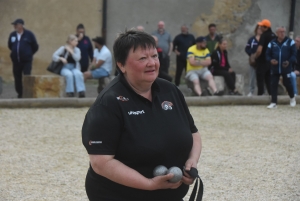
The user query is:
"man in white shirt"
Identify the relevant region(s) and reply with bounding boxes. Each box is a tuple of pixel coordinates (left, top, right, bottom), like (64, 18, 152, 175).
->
(83, 37, 112, 81)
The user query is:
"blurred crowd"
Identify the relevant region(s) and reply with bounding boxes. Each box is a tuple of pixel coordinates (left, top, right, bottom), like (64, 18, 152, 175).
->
(6, 18, 300, 107)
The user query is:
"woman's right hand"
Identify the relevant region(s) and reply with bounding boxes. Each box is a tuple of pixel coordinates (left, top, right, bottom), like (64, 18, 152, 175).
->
(148, 173, 182, 190)
(60, 57, 67, 64)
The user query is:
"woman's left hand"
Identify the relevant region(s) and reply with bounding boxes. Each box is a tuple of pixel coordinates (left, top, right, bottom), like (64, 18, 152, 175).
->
(182, 158, 198, 185)
(228, 68, 233, 73)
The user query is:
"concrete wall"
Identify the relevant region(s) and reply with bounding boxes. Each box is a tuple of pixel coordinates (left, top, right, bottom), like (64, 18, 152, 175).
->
(106, 0, 295, 90)
(0, 0, 102, 82)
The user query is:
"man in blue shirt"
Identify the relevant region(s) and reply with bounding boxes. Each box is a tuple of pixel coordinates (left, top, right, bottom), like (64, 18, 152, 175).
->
(8, 19, 39, 98)
(76, 24, 93, 73)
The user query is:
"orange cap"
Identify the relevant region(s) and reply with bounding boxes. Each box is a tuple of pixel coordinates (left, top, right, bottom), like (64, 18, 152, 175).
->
(257, 19, 271, 28)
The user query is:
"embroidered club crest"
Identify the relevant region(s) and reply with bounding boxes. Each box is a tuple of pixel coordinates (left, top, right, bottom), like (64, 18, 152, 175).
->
(161, 101, 173, 110)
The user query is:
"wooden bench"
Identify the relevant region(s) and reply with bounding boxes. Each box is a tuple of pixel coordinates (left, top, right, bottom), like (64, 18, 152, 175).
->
(23, 75, 65, 98)
(186, 74, 245, 96)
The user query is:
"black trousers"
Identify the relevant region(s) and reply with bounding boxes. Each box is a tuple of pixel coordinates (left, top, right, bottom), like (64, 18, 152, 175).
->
(271, 73, 294, 103)
(175, 57, 186, 86)
(256, 62, 271, 95)
(81, 65, 89, 73)
(13, 61, 32, 98)
(213, 69, 236, 91)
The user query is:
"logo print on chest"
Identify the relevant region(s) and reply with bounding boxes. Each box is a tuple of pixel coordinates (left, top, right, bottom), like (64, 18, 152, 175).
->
(116, 96, 129, 101)
(161, 101, 173, 110)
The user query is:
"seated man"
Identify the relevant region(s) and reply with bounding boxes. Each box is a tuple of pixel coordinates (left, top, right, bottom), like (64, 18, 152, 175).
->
(84, 37, 112, 81)
(186, 36, 222, 96)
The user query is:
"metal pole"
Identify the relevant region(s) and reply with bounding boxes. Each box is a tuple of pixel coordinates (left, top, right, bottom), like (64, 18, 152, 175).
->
(289, 0, 296, 38)
(101, 0, 107, 43)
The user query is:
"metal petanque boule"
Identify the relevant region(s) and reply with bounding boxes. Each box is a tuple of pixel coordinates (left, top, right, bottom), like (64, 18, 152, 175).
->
(167, 166, 183, 183)
(153, 165, 168, 177)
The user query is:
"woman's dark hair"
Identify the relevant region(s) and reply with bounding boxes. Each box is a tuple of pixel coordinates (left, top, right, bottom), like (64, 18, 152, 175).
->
(113, 29, 156, 72)
(217, 37, 226, 45)
(208, 23, 216, 29)
(77, 23, 85, 30)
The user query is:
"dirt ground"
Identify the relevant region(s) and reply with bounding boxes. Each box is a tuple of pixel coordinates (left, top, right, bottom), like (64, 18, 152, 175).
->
(0, 106, 299, 201)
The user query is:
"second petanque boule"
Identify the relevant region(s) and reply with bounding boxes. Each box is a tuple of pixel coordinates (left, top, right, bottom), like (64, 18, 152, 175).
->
(153, 165, 168, 177)
(167, 166, 183, 183)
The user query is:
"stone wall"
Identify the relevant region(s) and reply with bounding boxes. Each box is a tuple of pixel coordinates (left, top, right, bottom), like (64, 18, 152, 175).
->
(0, 0, 102, 82)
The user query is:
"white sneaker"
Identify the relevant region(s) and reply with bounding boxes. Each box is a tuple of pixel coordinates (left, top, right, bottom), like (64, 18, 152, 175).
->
(267, 103, 277, 109)
(247, 92, 253, 97)
(290, 97, 296, 107)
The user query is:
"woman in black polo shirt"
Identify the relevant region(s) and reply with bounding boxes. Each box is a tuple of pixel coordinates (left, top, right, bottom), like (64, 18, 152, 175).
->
(82, 30, 202, 201)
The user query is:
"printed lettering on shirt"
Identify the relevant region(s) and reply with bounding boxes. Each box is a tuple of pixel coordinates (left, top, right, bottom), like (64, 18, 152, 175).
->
(161, 101, 173, 110)
(128, 110, 145, 115)
(89, 140, 102, 145)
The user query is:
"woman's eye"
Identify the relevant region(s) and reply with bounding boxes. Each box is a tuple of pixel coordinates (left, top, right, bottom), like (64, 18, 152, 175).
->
(140, 57, 146, 60)
(152, 54, 158, 58)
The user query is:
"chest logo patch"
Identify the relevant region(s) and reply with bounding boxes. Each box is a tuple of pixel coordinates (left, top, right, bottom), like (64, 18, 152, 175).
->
(117, 96, 129, 101)
(161, 101, 173, 110)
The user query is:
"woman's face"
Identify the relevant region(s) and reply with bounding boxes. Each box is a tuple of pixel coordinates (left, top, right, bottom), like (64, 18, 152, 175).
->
(69, 38, 78, 47)
(219, 40, 227, 51)
(119, 46, 159, 86)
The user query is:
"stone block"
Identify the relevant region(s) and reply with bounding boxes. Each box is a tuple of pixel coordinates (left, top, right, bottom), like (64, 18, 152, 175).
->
(97, 76, 115, 93)
(23, 75, 65, 98)
(186, 74, 245, 96)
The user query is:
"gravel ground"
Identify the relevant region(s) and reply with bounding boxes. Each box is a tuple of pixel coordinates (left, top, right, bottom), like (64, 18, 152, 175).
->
(0, 106, 299, 201)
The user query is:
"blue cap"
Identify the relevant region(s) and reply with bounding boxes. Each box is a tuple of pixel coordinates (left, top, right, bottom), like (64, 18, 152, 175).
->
(12, 19, 24, 25)
(196, 36, 206, 43)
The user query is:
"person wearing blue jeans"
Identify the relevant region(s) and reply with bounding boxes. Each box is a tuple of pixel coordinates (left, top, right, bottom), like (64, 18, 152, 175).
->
(53, 35, 86, 97)
(84, 37, 112, 82)
(290, 36, 300, 96)
(290, 72, 299, 95)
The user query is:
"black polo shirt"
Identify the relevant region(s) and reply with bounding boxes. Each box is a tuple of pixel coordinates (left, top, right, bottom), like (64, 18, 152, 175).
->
(82, 74, 198, 201)
(173, 33, 196, 60)
(257, 28, 276, 63)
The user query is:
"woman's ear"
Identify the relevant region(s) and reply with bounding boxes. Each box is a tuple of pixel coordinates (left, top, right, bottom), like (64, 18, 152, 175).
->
(117, 62, 125, 73)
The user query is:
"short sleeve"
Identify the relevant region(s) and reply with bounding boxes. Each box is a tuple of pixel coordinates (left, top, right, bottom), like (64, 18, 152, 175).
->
(205, 49, 211, 59)
(93, 49, 97, 58)
(82, 103, 123, 155)
(176, 88, 198, 133)
(258, 33, 266, 46)
(187, 47, 194, 58)
(98, 50, 110, 61)
(168, 33, 172, 43)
